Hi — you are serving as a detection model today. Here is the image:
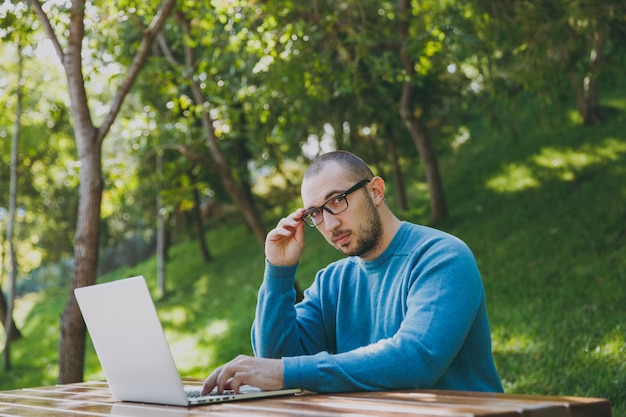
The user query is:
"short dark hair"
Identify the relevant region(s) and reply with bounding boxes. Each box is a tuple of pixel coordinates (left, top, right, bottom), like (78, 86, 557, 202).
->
(304, 151, 375, 182)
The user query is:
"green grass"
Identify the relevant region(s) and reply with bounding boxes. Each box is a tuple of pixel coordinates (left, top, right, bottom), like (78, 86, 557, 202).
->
(2, 97, 625, 416)
(429, 102, 626, 415)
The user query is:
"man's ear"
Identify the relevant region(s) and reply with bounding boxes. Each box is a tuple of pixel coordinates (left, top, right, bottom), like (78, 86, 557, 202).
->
(368, 176, 386, 205)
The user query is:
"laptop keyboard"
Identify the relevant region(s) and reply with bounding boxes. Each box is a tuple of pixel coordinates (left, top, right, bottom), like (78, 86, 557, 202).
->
(185, 388, 235, 398)
(186, 389, 203, 398)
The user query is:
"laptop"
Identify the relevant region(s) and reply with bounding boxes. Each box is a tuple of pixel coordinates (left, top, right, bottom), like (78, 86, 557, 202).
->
(74, 275, 301, 406)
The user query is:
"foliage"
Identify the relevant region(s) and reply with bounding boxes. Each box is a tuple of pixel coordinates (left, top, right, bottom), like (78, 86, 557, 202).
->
(1, 0, 624, 279)
(0, 35, 77, 271)
(467, 0, 626, 125)
(2, 85, 625, 415)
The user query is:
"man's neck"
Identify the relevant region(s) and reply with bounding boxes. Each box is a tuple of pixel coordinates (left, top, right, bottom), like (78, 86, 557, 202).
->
(359, 214, 403, 261)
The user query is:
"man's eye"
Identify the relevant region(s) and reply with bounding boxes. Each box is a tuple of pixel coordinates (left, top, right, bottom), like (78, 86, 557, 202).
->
(309, 208, 322, 218)
(329, 196, 345, 207)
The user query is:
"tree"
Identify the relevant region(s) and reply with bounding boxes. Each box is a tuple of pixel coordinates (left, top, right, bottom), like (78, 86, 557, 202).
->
(258, 0, 456, 222)
(31, 0, 177, 383)
(3, 37, 24, 370)
(398, 0, 448, 223)
(1, 11, 80, 316)
(0, 288, 22, 344)
(469, 0, 626, 125)
(156, 150, 168, 298)
(156, 14, 267, 246)
(0, 1, 38, 365)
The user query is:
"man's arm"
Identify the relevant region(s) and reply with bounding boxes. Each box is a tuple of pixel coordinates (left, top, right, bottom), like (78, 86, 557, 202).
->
(202, 209, 311, 394)
(251, 261, 331, 358)
(201, 261, 328, 395)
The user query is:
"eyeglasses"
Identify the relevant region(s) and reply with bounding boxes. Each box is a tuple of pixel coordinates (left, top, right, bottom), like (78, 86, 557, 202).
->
(300, 179, 370, 227)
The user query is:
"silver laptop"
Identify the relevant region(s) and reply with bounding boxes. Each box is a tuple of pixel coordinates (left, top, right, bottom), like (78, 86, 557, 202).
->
(74, 276, 301, 406)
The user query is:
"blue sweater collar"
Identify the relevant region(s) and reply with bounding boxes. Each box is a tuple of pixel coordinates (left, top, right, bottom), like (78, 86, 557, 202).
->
(356, 221, 410, 271)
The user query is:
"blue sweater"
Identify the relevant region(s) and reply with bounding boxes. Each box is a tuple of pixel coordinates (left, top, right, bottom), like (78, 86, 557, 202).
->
(252, 222, 503, 393)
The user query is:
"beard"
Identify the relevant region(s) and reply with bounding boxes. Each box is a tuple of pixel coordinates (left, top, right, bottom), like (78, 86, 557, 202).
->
(338, 194, 383, 257)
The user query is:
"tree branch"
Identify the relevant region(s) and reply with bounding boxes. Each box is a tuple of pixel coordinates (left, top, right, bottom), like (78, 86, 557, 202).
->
(30, 0, 65, 64)
(156, 31, 181, 68)
(97, 0, 178, 146)
(156, 144, 217, 173)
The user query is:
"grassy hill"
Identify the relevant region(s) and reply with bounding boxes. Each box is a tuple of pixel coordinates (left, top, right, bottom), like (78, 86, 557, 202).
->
(2, 94, 625, 416)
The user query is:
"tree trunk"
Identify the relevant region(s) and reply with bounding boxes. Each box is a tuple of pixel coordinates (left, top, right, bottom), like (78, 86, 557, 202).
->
(156, 152, 168, 298)
(566, 69, 602, 125)
(386, 130, 408, 212)
(399, 94, 448, 223)
(0, 202, 21, 344)
(190, 178, 211, 262)
(156, 210, 168, 298)
(32, 0, 177, 384)
(3, 41, 23, 369)
(0, 288, 22, 342)
(397, 0, 448, 224)
(188, 88, 268, 246)
(52, 0, 102, 382)
(580, 27, 605, 125)
(560, 27, 605, 126)
(58, 137, 102, 383)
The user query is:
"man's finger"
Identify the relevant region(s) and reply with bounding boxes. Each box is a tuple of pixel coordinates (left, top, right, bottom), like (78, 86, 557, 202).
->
(201, 366, 221, 395)
(215, 363, 240, 394)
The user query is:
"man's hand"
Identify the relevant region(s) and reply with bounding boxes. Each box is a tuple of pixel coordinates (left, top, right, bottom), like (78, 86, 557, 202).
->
(201, 355, 284, 395)
(265, 208, 306, 266)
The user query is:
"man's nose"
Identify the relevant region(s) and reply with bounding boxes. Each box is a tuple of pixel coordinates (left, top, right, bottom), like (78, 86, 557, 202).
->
(322, 210, 341, 229)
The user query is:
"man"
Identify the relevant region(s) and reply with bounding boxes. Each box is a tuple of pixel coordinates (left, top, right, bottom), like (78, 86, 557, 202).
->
(202, 150, 503, 394)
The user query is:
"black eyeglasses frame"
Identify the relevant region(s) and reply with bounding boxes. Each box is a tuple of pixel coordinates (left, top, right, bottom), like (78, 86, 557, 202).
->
(299, 179, 371, 227)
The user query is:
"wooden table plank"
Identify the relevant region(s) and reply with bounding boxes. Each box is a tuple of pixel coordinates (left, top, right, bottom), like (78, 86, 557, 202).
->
(310, 393, 557, 417)
(200, 394, 478, 416)
(403, 390, 613, 417)
(0, 382, 612, 417)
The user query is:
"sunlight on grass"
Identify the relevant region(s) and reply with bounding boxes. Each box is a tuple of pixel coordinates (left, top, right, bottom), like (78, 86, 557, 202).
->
(413, 182, 429, 194)
(586, 326, 625, 358)
(84, 363, 105, 381)
(567, 109, 584, 125)
(2, 291, 65, 387)
(165, 319, 232, 376)
(159, 306, 189, 326)
(11, 291, 63, 345)
(11, 292, 44, 328)
(491, 329, 543, 392)
(492, 328, 537, 354)
(486, 138, 626, 193)
(201, 319, 231, 341)
(486, 163, 539, 192)
(533, 147, 592, 181)
(169, 334, 218, 375)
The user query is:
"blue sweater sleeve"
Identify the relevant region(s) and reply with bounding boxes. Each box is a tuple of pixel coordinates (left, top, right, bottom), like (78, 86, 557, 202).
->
(251, 261, 330, 358)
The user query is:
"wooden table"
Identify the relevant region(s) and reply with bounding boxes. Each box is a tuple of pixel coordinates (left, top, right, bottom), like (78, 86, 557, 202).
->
(0, 379, 612, 416)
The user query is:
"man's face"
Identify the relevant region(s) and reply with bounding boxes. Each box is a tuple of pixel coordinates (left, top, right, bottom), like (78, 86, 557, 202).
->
(301, 163, 382, 258)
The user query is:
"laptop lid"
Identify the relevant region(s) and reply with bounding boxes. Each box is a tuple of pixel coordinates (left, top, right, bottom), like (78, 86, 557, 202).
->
(75, 276, 301, 406)
(75, 276, 191, 406)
